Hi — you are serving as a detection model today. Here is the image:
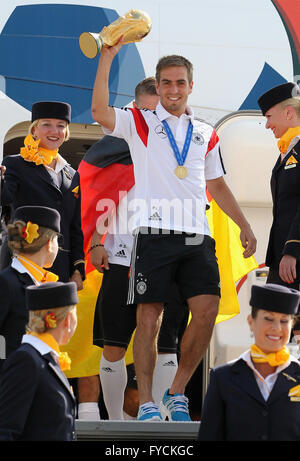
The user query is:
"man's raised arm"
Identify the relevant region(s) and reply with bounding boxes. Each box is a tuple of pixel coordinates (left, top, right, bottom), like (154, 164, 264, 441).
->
(91, 39, 123, 132)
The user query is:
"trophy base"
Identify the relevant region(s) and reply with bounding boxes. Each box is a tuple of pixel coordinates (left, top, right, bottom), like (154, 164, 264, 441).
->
(79, 32, 102, 59)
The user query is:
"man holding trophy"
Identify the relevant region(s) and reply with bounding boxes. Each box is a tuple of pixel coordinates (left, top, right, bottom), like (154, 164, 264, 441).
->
(90, 12, 257, 422)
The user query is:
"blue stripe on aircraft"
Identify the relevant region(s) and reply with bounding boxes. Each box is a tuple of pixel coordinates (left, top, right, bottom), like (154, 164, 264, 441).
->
(239, 62, 287, 110)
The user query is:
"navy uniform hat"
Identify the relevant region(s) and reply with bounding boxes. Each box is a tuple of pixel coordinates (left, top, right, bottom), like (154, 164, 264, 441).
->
(250, 283, 300, 315)
(26, 281, 78, 310)
(14, 206, 61, 233)
(31, 101, 71, 124)
(257, 82, 300, 115)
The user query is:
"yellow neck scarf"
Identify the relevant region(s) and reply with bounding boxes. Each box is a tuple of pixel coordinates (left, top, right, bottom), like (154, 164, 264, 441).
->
(250, 344, 290, 367)
(28, 332, 71, 371)
(16, 254, 59, 283)
(20, 134, 58, 166)
(277, 126, 300, 155)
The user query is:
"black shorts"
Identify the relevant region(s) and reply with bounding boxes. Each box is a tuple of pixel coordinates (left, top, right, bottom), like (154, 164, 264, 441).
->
(93, 263, 189, 351)
(128, 231, 220, 305)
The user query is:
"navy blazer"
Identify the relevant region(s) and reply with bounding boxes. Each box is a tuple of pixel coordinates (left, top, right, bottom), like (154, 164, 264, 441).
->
(1, 154, 85, 282)
(198, 358, 300, 441)
(0, 266, 33, 359)
(266, 139, 300, 268)
(0, 343, 76, 441)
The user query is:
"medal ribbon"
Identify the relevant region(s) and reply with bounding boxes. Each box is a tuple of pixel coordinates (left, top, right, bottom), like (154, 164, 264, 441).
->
(162, 120, 193, 167)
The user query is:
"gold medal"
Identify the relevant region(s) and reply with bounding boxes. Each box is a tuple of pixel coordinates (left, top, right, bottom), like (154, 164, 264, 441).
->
(175, 166, 188, 179)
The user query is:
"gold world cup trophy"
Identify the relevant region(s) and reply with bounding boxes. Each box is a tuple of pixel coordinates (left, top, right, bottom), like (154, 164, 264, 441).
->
(79, 9, 152, 59)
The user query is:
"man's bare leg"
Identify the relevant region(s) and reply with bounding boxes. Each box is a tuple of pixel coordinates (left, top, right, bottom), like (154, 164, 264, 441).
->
(169, 294, 219, 395)
(133, 302, 164, 404)
(77, 375, 101, 420)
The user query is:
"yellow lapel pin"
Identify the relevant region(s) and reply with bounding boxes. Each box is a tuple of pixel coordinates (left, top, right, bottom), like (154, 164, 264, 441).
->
(285, 155, 298, 169)
(288, 384, 300, 401)
(72, 186, 79, 198)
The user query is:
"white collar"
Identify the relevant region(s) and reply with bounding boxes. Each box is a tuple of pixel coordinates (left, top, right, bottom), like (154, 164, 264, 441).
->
(44, 153, 68, 173)
(21, 334, 59, 358)
(240, 349, 298, 375)
(286, 134, 300, 154)
(155, 100, 194, 122)
(11, 257, 39, 284)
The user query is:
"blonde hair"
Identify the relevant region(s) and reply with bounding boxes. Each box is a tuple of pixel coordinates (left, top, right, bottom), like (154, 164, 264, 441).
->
(26, 305, 76, 334)
(135, 77, 157, 103)
(278, 97, 300, 118)
(29, 119, 70, 142)
(7, 220, 58, 255)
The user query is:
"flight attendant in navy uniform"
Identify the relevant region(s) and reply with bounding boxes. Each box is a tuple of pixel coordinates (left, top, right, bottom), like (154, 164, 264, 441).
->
(0, 281, 78, 441)
(257, 82, 300, 335)
(198, 283, 300, 441)
(0, 205, 61, 368)
(0, 101, 85, 287)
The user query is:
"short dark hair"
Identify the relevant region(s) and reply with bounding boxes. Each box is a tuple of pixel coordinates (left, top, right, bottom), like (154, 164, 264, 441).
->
(135, 77, 157, 104)
(156, 55, 193, 83)
(250, 306, 297, 325)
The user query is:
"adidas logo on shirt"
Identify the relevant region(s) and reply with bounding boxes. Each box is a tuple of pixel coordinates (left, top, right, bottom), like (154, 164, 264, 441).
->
(115, 249, 127, 258)
(101, 367, 116, 373)
(149, 211, 162, 221)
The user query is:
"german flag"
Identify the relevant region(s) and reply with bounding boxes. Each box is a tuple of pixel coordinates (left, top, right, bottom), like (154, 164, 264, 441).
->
(61, 134, 135, 377)
(206, 191, 258, 323)
(271, 0, 300, 77)
(79, 135, 134, 269)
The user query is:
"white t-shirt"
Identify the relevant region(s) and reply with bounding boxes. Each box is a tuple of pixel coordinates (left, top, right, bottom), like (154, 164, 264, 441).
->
(104, 186, 135, 267)
(103, 101, 224, 234)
